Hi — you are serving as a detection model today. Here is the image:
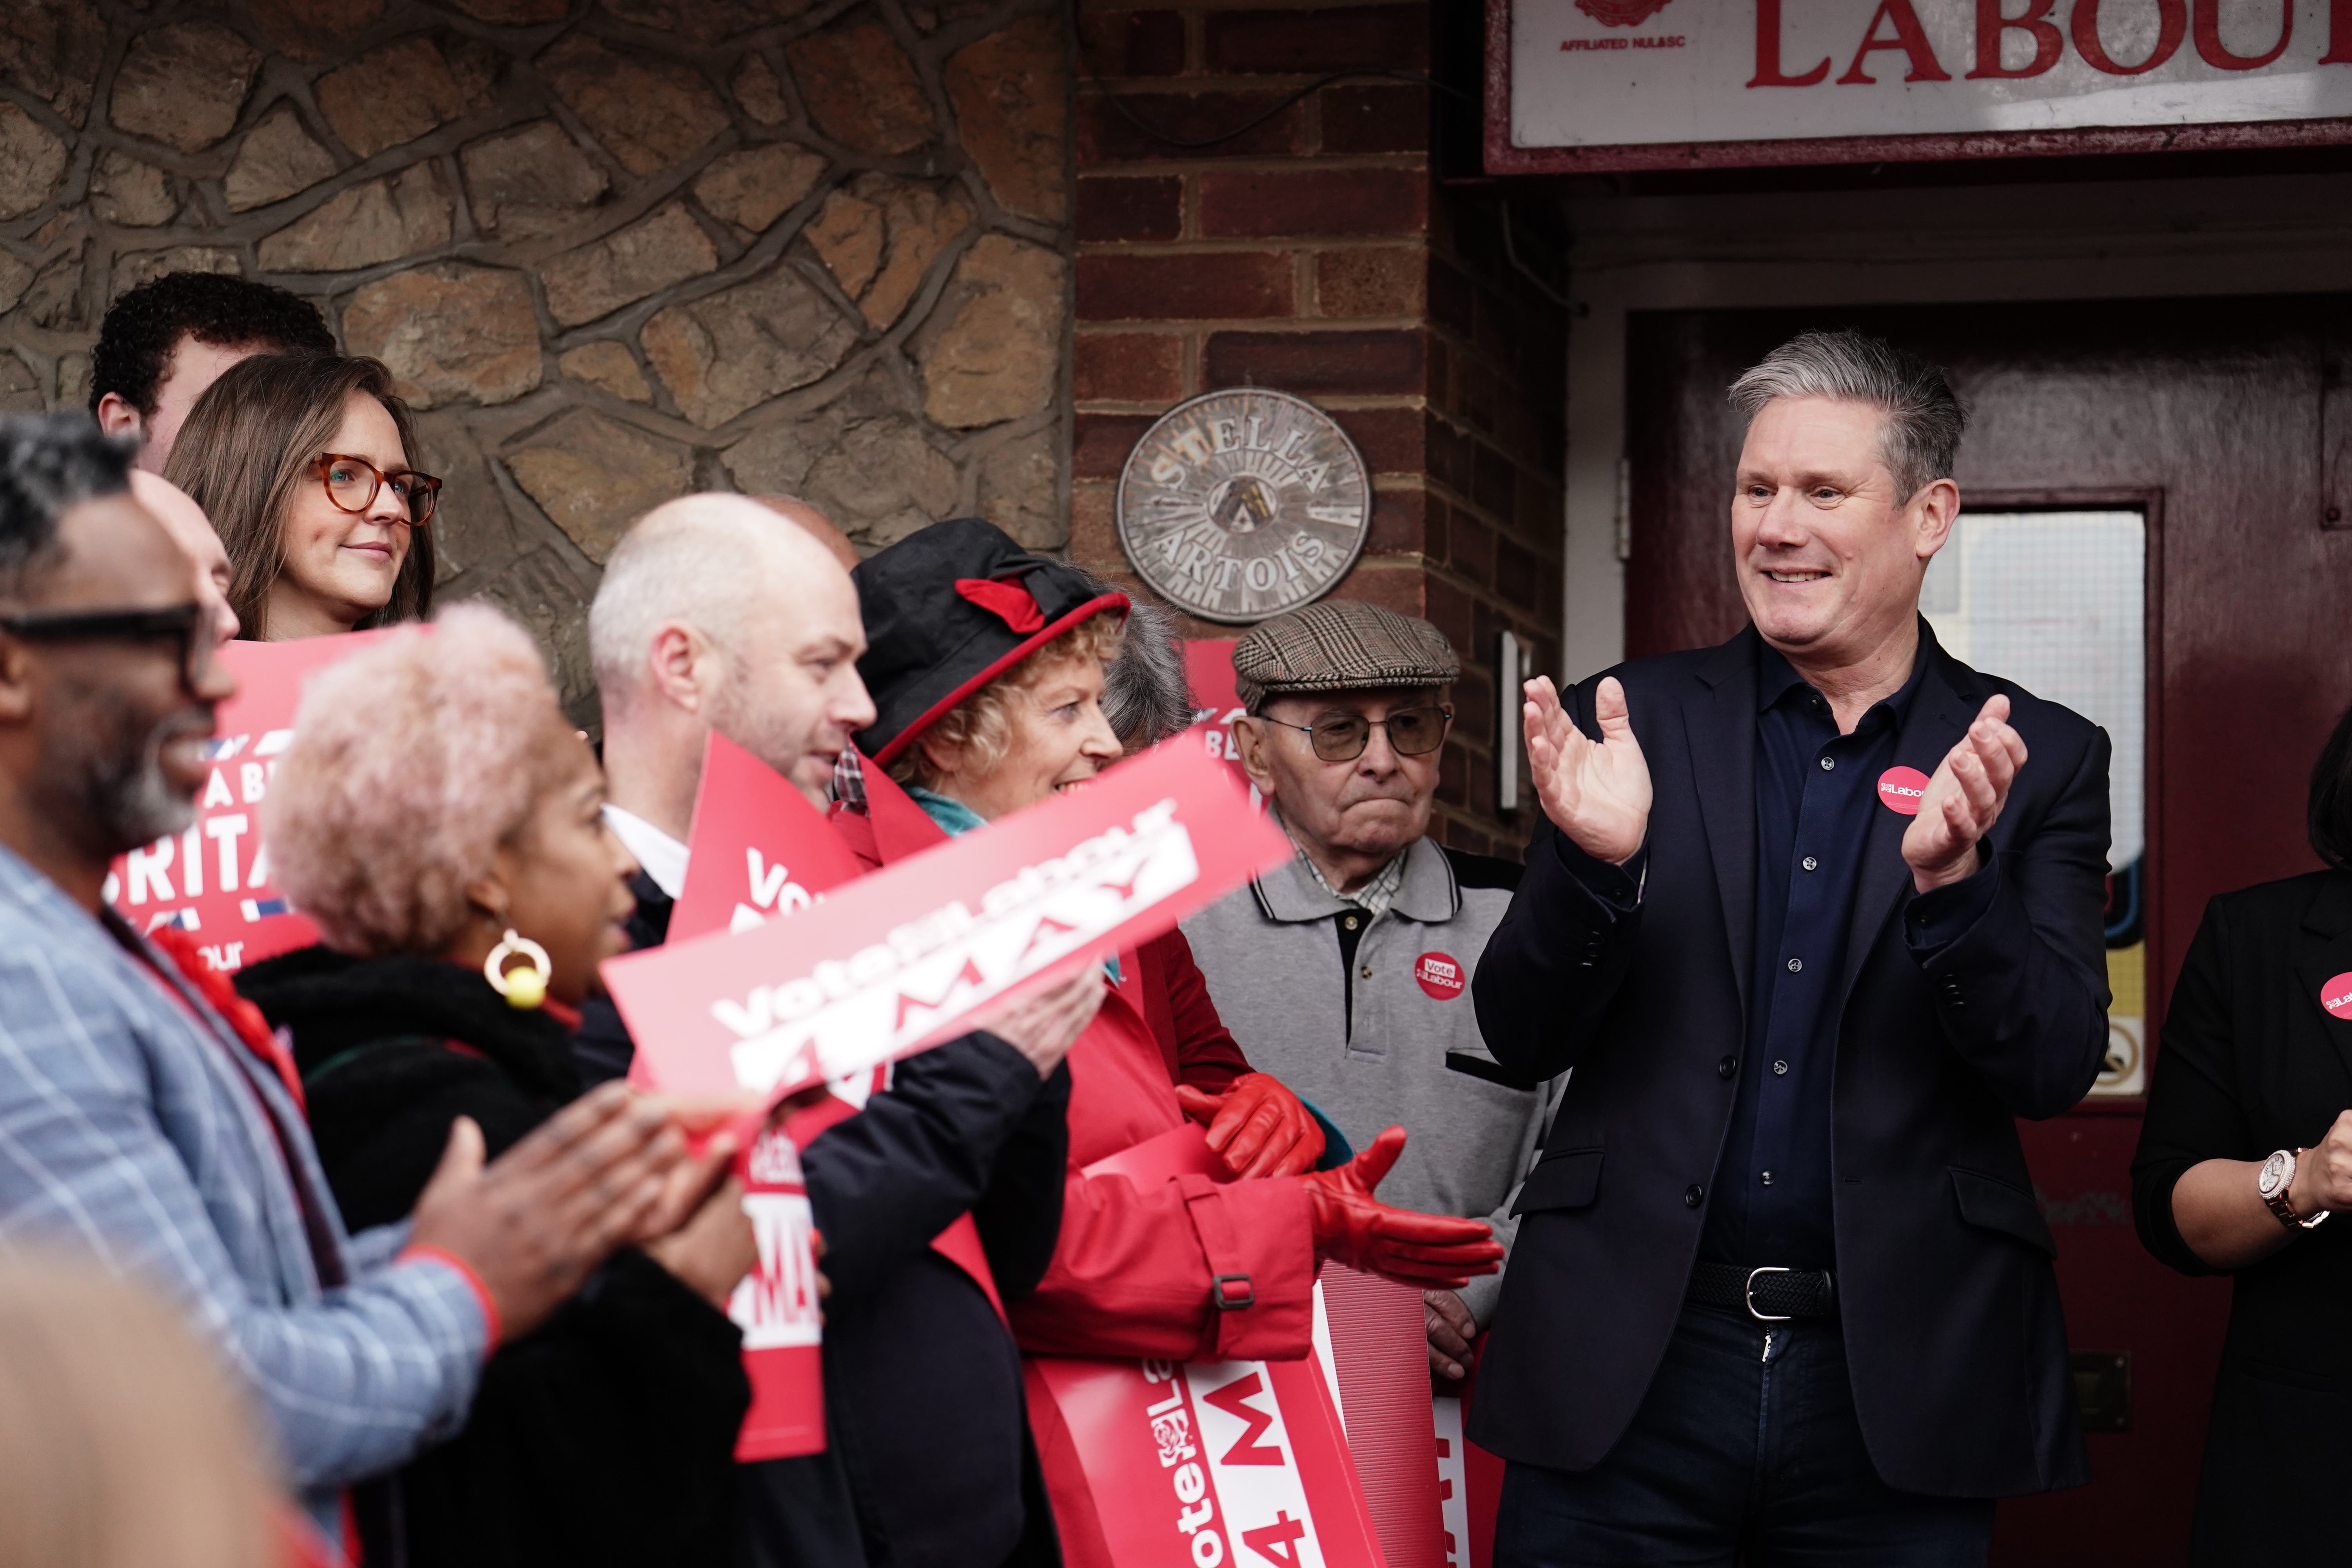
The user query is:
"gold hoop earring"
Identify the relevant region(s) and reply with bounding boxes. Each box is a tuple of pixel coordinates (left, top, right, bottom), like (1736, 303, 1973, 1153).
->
(484, 929, 551, 1010)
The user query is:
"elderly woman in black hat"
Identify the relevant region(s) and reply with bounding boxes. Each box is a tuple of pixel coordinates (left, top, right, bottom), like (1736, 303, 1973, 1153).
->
(847, 519, 1504, 1381)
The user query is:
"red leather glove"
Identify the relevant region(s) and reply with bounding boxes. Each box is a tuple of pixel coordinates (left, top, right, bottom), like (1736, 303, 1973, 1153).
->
(1174, 1072, 1327, 1178)
(1301, 1126, 1505, 1289)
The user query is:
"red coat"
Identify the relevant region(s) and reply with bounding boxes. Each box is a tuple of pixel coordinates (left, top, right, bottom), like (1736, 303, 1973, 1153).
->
(831, 776, 1316, 1365)
(1007, 972, 1314, 1362)
(1127, 927, 1251, 1096)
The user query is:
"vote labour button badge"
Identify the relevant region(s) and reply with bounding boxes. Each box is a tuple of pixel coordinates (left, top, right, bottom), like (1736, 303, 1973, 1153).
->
(1877, 766, 1931, 816)
(1416, 952, 1465, 1000)
(2322, 972, 2352, 1021)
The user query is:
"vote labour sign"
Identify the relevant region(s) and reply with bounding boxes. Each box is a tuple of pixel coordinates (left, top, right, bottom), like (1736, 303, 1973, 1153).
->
(728, 1125, 827, 1461)
(1026, 1354, 1385, 1568)
(1027, 1126, 1397, 1568)
(1185, 639, 1249, 785)
(104, 631, 394, 972)
(666, 730, 865, 945)
(604, 738, 1295, 1108)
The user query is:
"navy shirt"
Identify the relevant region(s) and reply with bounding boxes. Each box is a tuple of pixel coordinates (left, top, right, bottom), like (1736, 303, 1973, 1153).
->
(1700, 637, 1996, 1269)
(1553, 628, 2002, 1271)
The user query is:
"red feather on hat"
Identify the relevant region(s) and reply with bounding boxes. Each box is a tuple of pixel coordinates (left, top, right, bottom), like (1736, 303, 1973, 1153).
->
(953, 577, 1045, 635)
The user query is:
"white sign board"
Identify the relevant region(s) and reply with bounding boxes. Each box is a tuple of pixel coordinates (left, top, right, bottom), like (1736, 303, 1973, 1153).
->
(1494, 0, 2352, 171)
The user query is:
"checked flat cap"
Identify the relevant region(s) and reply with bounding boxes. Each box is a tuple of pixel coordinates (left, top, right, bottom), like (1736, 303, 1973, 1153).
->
(1231, 599, 1460, 712)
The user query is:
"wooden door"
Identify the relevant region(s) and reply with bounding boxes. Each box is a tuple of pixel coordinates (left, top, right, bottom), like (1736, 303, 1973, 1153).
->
(1622, 296, 2352, 1566)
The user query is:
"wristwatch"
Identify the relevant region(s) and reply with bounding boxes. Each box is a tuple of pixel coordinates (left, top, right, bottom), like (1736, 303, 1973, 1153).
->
(2258, 1148, 2331, 1232)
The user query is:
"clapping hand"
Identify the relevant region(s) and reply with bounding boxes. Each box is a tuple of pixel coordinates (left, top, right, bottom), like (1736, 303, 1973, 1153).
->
(1902, 695, 2027, 893)
(1523, 675, 1651, 865)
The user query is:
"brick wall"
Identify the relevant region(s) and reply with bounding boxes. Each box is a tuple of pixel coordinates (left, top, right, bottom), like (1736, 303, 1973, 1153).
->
(0, 0, 1074, 724)
(1069, 0, 1566, 854)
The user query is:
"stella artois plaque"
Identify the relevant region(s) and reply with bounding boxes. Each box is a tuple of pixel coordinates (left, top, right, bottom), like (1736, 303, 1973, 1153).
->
(1115, 388, 1371, 625)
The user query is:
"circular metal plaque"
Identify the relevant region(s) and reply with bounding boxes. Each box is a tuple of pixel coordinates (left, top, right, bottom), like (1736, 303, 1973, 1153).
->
(1115, 388, 1371, 624)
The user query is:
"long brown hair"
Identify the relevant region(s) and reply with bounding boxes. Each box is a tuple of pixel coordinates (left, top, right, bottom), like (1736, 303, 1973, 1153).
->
(166, 353, 434, 639)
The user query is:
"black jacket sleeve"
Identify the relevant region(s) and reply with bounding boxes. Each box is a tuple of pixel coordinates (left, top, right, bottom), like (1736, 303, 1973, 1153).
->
(972, 1059, 1072, 1301)
(801, 1030, 1061, 1310)
(1906, 727, 2114, 1120)
(1472, 677, 1648, 1087)
(2131, 897, 2247, 1278)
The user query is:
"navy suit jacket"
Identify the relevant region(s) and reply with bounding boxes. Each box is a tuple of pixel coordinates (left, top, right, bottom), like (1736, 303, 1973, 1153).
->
(1470, 625, 2109, 1497)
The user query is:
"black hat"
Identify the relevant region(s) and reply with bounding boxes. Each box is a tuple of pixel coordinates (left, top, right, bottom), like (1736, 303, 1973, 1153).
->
(853, 517, 1129, 769)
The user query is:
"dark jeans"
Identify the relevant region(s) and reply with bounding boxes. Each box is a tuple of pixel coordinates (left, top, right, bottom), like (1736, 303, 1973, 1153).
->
(1494, 1304, 1996, 1567)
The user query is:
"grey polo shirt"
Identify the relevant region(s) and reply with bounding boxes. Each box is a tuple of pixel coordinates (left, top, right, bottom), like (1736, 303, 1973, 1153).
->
(1182, 834, 1562, 1326)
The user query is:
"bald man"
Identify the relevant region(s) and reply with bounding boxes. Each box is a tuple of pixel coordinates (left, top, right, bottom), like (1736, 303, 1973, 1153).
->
(582, 491, 876, 1076)
(128, 470, 239, 647)
(593, 493, 874, 849)
(581, 494, 1080, 1568)
(750, 493, 860, 571)
(578, 492, 881, 1558)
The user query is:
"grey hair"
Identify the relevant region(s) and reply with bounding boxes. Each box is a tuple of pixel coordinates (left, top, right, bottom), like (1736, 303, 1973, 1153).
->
(0, 415, 133, 602)
(589, 493, 828, 699)
(1727, 330, 1966, 501)
(1082, 570, 1196, 748)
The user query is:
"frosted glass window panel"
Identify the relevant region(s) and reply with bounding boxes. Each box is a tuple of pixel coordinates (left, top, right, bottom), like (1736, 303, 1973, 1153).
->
(1919, 511, 2144, 871)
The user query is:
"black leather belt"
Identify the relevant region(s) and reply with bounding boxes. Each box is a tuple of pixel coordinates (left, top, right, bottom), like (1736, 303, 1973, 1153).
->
(1688, 1263, 1837, 1321)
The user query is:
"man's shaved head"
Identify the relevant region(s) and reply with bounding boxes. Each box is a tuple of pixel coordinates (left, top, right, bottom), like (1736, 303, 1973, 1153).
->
(590, 492, 876, 808)
(750, 494, 860, 572)
(591, 494, 846, 694)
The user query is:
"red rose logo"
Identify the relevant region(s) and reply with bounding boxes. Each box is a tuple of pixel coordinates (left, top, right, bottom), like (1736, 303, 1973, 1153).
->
(1576, 0, 1676, 26)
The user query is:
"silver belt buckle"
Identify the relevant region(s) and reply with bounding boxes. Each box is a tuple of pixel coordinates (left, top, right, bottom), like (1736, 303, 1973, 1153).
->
(1744, 1266, 1793, 1323)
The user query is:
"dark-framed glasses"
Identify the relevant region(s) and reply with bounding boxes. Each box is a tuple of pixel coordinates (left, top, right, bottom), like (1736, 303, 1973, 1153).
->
(312, 452, 441, 526)
(0, 603, 212, 691)
(1261, 704, 1453, 763)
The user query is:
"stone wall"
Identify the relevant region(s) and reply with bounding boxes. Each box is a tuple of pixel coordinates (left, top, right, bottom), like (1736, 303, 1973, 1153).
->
(0, 0, 1074, 722)
(1068, 1, 1568, 853)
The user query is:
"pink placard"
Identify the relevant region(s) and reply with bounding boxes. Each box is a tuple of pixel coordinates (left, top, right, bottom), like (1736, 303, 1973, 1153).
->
(1026, 1353, 1387, 1568)
(730, 1127, 826, 1459)
(1185, 639, 1250, 788)
(667, 730, 865, 945)
(105, 630, 402, 972)
(603, 739, 1295, 1107)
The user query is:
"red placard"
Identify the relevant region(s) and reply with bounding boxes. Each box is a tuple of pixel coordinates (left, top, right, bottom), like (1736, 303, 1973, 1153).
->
(1027, 1354, 1386, 1568)
(103, 631, 401, 973)
(1184, 639, 1249, 787)
(667, 731, 865, 945)
(1040, 1123, 1449, 1566)
(1026, 1123, 1393, 1568)
(601, 739, 1294, 1107)
(1431, 1390, 1505, 1568)
(730, 1127, 826, 1460)
(660, 733, 984, 1456)
(1318, 1266, 1448, 1567)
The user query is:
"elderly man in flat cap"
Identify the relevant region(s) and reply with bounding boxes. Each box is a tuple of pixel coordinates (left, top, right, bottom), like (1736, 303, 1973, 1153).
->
(1183, 599, 1563, 1382)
